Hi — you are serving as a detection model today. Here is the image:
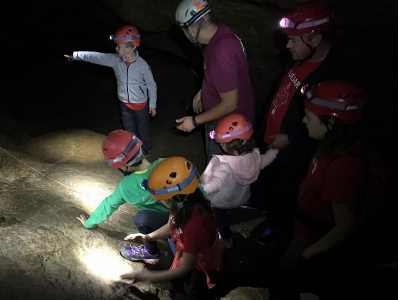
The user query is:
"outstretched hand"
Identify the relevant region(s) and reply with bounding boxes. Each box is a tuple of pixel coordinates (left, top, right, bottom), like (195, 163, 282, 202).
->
(120, 269, 152, 284)
(76, 214, 88, 226)
(64, 54, 74, 62)
(124, 233, 148, 243)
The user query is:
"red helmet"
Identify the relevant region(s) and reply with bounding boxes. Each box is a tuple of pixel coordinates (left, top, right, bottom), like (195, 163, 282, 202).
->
(279, 1, 333, 36)
(210, 113, 253, 143)
(102, 130, 143, 169)
(110, 25, 141, 48)
(303, 81, 366, 124)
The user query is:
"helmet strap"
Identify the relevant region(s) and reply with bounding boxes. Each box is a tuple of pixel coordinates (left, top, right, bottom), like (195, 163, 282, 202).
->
(300, 35, 317, 61)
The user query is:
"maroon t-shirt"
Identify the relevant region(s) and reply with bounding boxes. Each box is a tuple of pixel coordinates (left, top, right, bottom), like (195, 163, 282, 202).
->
(201, 24, 255, 121)
(295, 144, 364, 244)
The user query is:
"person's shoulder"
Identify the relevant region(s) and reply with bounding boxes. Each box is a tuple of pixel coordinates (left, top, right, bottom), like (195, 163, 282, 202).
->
(329, 151, 364, 174)
(136, 55, 150, 66)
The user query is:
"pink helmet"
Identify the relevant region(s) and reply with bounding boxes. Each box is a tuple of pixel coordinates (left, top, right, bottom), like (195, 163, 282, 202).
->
(210, 113, 253, 143)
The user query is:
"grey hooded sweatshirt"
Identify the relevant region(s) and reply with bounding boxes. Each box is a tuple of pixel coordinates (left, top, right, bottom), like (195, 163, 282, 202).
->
(72, 51, 157, 108)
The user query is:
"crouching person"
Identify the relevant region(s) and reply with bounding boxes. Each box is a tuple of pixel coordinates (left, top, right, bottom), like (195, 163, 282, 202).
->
(121, 156, 224, 300)
(76, 130, 169, 263)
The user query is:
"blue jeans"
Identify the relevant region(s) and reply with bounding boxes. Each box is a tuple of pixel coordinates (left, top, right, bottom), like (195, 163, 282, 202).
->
(133, 209, 169, 254)
(120, 102, 152, 154)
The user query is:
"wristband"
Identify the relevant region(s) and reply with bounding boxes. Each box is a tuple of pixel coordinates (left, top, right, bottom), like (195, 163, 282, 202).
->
(192, 115, 198, 128)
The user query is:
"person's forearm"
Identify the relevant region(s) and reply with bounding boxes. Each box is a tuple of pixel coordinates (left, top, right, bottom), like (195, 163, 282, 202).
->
(147, 222, 171, 240)
(72, 51, 116, 67)
(147, 265, 192, 282)
(195, 89, 238, 125)
(303, 224, 354, 258)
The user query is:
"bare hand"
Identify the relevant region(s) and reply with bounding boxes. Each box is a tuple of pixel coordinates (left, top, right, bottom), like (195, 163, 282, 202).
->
(124, 233, 148, 242)
(149, 107, 157, 117)
(120, 269, 152, 283)
(271, 134, 290, 149)
(193, 92, 203, 113)
(64, 54, 74, 62)
(76, 214, 88, 226)
(176, 116, 195, 132)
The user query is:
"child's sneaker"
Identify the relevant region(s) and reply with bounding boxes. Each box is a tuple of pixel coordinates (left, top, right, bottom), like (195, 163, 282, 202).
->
(120, 244, 160, 264)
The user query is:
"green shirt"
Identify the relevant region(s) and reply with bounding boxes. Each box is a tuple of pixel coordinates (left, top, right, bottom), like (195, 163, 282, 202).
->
(84, 159, 168, 229)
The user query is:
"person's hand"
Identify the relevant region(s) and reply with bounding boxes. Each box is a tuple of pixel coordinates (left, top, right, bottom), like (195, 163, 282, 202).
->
(301, 247, 313, 260)
(271, 134, 290, 149)
(64, 54, 74, 62)
(193, 93, 203, 113)
(149, 107, 157, 117)
(176, 116, 195, 132)
(124, 233, 149, 243)
(120, 269, 152, 283)
(76, 214, 88, 226)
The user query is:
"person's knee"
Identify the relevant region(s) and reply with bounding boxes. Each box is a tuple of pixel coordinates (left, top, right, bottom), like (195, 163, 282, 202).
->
(133, 210, 151, 229)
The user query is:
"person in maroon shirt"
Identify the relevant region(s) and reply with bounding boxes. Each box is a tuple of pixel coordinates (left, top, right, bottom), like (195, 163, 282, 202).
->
(120, 156, 223, 300)
(174, 0, 255, 160)
(271, 80, 367, 299)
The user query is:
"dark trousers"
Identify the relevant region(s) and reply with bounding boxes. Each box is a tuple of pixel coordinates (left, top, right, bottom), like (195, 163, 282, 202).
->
(133, 209, 169, 254)
(120, 102, 152, 154)
(171, 269, 220, 300)
(212, 208, 232, 240)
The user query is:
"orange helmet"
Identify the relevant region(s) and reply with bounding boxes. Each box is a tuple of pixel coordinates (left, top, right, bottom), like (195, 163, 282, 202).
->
(110, 25, 141, 48)
(209, 113, 253, 143)
(145, 156, 199, 201)
(102, 130, 143, 169)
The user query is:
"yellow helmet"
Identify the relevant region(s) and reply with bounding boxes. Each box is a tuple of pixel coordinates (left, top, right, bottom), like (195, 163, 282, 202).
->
(146, 156, 199, 201)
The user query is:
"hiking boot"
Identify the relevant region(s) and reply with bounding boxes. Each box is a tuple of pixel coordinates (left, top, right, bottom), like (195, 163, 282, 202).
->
(120, 244, 160, 264)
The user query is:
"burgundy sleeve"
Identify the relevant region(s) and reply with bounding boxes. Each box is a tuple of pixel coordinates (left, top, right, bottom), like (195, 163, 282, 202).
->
(182, 218, 209, 254)
(322, 158, 364, 205)
(208, 39, 240, 94)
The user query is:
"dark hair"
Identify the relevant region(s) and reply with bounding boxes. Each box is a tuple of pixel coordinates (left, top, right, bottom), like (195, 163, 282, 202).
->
(171, 189, 212, 229)
(317, 117, 361, 158)
(223, 138, 256, 155)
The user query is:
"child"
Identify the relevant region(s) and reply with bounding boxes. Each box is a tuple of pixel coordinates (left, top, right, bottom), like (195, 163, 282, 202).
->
(201, 113, 279, 246)
(76, 130, 168, 263)
(271, 81, 367, 299)
(64, 25, 157, 154)
(120, 156, 223, 300)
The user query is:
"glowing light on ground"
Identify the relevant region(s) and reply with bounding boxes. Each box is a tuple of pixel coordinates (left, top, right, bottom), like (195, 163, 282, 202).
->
(77, 246, 136, 282)
(67, 177, 114, 212)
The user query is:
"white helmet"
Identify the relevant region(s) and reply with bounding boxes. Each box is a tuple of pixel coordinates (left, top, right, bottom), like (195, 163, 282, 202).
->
(175, 0, 211, 27)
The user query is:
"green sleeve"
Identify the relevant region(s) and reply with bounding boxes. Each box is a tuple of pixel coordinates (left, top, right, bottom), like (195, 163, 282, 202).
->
(84, 184, 125, 229)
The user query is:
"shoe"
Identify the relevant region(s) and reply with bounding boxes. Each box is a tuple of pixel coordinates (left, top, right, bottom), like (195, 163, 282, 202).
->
(120, 244, 160, 264)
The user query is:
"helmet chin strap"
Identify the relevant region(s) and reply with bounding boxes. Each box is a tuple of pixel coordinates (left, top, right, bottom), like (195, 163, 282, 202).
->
(299, 35, 317, 62)
(185, 19, 204, 47)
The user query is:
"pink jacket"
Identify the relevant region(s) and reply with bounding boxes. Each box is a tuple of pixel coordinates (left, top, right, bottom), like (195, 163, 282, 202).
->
(201, 148, 278, 208)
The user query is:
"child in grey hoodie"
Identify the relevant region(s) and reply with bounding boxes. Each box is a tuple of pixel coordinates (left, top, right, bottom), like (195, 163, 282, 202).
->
(64, 25, 157, 154)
